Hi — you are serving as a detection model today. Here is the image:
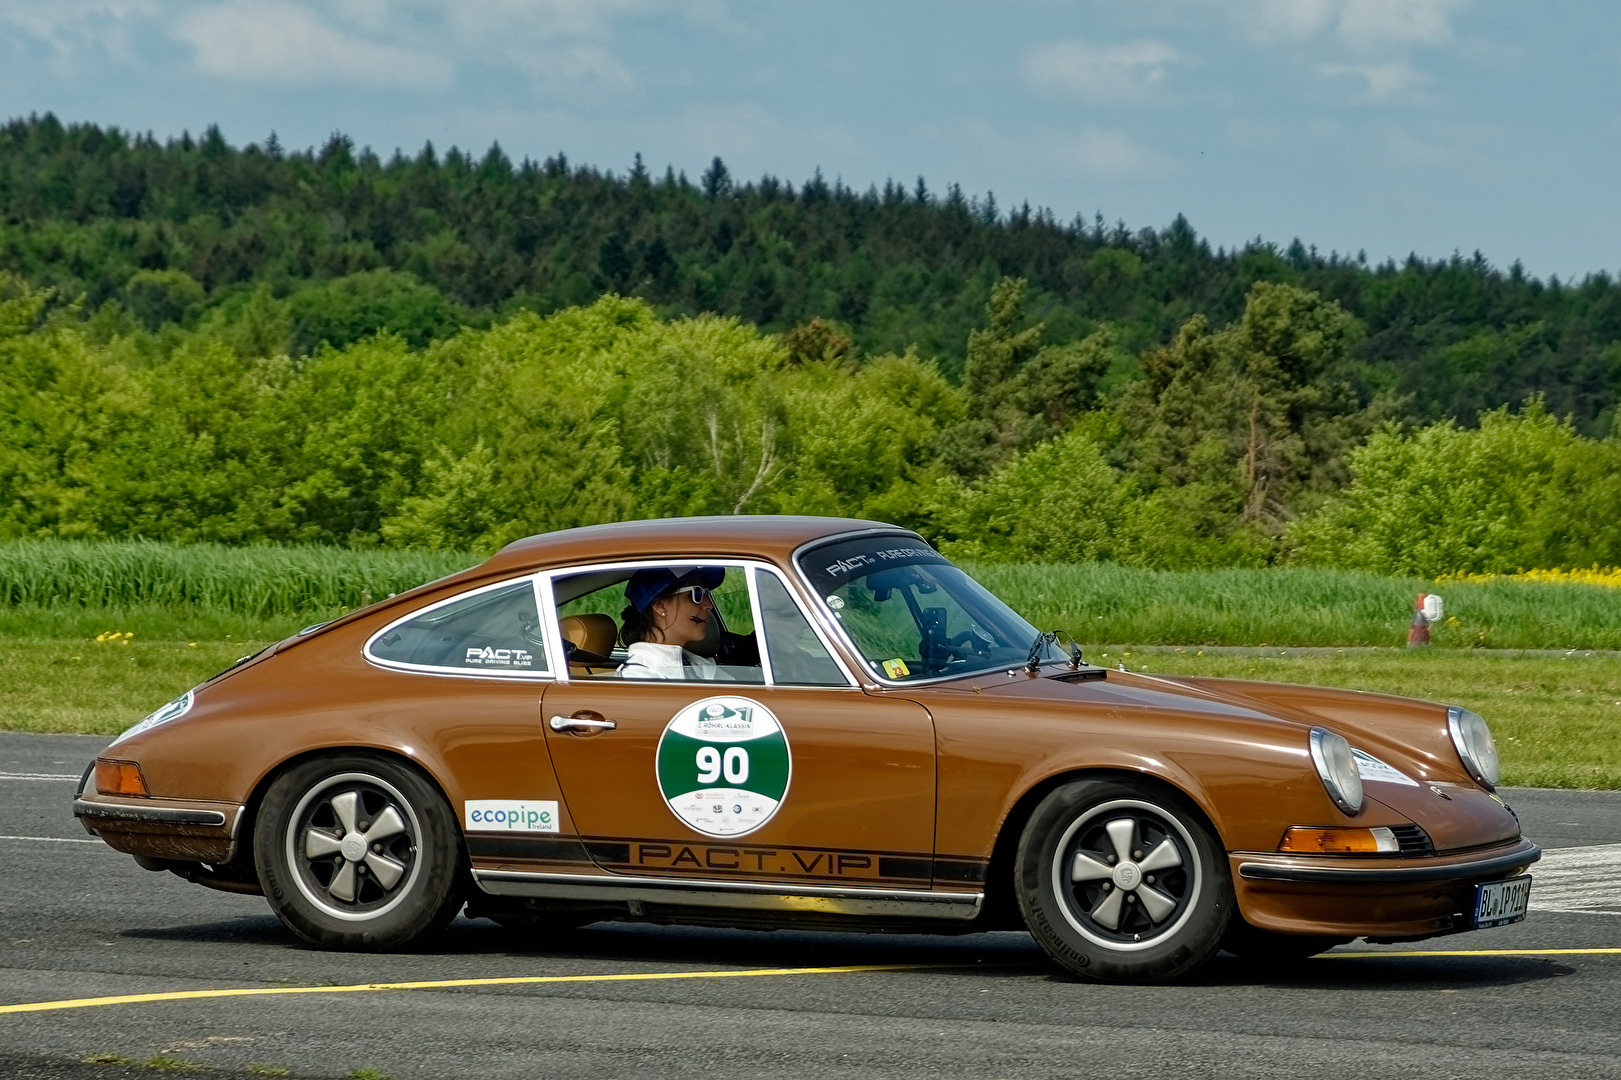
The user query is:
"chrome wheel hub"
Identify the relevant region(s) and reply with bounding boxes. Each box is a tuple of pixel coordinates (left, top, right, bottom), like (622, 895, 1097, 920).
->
(286, 772, 421, 921)
(1053, 799, 1202, 951)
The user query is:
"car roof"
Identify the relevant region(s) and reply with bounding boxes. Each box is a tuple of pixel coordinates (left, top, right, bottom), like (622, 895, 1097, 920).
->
(267, 516, 918, 661)
(478, 515, 914, 577)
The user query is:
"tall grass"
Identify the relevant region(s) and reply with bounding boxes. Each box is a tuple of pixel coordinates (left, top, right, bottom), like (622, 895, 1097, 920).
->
(0, 539, 476, 618)
(5, 539, 1621, 651)
(965, 562, 1621, 651)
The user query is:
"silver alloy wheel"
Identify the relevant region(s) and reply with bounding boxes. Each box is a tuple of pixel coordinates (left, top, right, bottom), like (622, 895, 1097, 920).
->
(1050, 797, 1202, 952)
(285, 771, 423, 922)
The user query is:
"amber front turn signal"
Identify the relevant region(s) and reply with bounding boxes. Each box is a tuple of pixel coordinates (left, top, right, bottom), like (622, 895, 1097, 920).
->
(1279, 825, 1399, 854)
(94, 758, 149, 797)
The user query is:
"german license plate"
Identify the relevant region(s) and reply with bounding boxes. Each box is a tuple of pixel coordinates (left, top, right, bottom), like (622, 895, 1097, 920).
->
(1472, 875, 1532, 929)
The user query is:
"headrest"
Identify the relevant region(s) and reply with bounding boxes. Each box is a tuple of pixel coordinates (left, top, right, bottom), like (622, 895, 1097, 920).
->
(560, 613, 617, 658)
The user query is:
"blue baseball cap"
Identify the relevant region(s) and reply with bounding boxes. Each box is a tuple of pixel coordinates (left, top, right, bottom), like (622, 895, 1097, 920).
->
(626, 566, 725, 613)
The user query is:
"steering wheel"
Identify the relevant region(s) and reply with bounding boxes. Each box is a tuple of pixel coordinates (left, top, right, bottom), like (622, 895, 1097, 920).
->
(947, 627, 994, 657)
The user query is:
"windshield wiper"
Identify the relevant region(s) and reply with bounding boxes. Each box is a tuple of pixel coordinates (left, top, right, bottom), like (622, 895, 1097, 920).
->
(1026, 630, 1057, 673)
(1027, 629, 1089, 673)
(1055, 629, 1085, 668)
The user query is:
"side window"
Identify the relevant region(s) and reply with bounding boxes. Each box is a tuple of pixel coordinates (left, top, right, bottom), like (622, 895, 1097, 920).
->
(756, 570, 849, 687)
(552, 564, 762, 684)
(368, 579, 549, 676)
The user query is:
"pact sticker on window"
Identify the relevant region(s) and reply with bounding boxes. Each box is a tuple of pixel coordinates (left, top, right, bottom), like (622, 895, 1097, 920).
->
(464, 800, 559, 832)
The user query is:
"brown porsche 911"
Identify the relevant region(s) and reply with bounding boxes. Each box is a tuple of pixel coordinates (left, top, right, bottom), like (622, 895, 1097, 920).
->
(74, 517, 1537, 983)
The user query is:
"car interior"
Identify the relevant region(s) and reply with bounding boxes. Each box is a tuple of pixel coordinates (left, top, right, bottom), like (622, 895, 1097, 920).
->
(551, 565, 766, 682)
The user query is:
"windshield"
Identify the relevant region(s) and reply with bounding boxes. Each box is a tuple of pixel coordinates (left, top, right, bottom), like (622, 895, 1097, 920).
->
(797, 535, 1063, 681)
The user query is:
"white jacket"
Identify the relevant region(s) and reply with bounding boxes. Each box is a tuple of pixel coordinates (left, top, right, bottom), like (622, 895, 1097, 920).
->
(617, 641, 721, 681)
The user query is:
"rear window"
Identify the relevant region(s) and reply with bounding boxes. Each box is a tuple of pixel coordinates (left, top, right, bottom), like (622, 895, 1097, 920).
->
(366, 578, 550, 677)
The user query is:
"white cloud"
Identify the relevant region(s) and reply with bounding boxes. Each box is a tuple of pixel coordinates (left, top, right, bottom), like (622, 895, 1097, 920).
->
(439, 0, 645, 44)
(1235, 0, 1467, 53)
(1239, 0, 1336, 43)
(1044, 127, 1177, 179)
(1336, 0, 1464, 51)
(1232, 0, 1469, 104)
(1318, 59, 1431, 99)
(0, 0, 688, 95)
(430, 0, 658, 93)
(0, 1, 158, 68)
(173, 1, 453, 89)
(518, 42, 637, 93)
(1020, 38, 1181, 103)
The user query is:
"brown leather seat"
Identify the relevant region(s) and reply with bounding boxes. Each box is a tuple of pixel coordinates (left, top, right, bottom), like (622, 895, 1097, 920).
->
(560, 613, 619, 676)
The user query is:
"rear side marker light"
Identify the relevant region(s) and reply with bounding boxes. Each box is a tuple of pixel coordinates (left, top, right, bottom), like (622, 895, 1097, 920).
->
(94, 759, 149, 797)
(1279, 826, 1400, 854)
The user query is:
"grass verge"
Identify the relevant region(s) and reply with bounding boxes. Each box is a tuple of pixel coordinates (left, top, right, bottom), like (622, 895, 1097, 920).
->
(969, 562, 1621, 650)
(0, 636, 272, 734)
(1113, 647, 1621, 790)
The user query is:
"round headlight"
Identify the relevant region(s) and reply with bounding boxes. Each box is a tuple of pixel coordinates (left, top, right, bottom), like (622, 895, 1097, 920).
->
(1309, 727, 1364, 816)
(111, 689, 194, 746)
(1447, 706, 1500, 789)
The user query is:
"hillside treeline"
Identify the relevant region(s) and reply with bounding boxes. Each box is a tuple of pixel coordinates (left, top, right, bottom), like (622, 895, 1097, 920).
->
(6, 268, 1620, 576)
(4, 114, 1621, 435)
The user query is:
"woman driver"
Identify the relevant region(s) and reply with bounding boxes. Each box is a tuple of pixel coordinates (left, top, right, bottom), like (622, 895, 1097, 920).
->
(617, 567, 727, 680)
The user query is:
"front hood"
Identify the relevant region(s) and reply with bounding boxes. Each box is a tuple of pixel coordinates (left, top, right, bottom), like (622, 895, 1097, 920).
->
(960, 666, 1461, 783)
(950, 666, 1516, 852)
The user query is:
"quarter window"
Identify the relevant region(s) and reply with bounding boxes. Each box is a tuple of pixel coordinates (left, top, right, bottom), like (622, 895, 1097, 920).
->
(367, 578, 549, 676)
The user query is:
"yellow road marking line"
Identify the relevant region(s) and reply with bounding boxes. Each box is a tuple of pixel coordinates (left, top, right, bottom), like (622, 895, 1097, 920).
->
(1327, 948, 1621, 958)
(0, 963, 937, 1015)
(7, 949, 1617, 1014)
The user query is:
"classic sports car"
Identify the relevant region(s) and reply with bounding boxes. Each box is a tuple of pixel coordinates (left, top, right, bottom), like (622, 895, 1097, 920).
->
(75, 517, 1538, 983)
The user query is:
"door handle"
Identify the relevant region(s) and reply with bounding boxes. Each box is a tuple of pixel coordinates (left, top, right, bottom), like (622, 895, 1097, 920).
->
(549, 714, 617, 733)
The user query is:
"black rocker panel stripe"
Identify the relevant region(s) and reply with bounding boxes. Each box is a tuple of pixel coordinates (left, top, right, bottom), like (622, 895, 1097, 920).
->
(469, 836, 989, 887)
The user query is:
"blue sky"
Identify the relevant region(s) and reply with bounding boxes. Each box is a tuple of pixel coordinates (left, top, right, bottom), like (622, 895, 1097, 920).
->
(2, 1, 1617, 280)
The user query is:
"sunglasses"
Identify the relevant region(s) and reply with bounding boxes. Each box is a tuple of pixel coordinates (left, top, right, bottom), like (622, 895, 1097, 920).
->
(670, 584, 713, 605)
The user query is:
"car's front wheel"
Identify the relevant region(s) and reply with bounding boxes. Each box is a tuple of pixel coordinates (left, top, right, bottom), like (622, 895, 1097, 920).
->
(254, 753, 465, 950)
(1016, 778, 1233, 983)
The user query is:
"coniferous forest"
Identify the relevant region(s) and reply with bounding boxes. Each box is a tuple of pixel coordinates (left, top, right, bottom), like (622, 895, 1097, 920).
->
(4, 114, 1621, 575)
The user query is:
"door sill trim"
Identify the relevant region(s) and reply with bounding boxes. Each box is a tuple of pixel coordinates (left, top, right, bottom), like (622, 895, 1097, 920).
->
(472, 868, 983, 920)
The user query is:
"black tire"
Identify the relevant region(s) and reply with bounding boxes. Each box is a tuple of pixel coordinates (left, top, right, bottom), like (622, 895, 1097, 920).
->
(254, 753, 465, 950)
(1221, 918, 1350, 962)
(1015, 778, 1234, 983)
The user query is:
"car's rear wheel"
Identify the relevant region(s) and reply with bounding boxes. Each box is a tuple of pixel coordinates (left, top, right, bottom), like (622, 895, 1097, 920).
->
(1016, 778, 1233, 983)
(254, 753, 464, 950)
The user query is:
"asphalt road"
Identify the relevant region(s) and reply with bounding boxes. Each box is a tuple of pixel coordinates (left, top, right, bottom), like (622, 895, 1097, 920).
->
(4, 732, 1620, 1080)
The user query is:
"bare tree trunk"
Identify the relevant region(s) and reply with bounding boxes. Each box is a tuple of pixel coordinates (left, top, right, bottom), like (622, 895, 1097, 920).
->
(1243, 387, 1263, 522)
(731, 418, 778, 515)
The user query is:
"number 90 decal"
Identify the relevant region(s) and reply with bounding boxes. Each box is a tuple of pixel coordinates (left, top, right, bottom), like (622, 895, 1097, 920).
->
(695, 745, 750, 786)
(655, 697, 791, 838)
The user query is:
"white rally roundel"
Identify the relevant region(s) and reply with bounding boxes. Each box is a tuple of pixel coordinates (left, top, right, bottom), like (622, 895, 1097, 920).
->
(655, 697, 792, 838)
